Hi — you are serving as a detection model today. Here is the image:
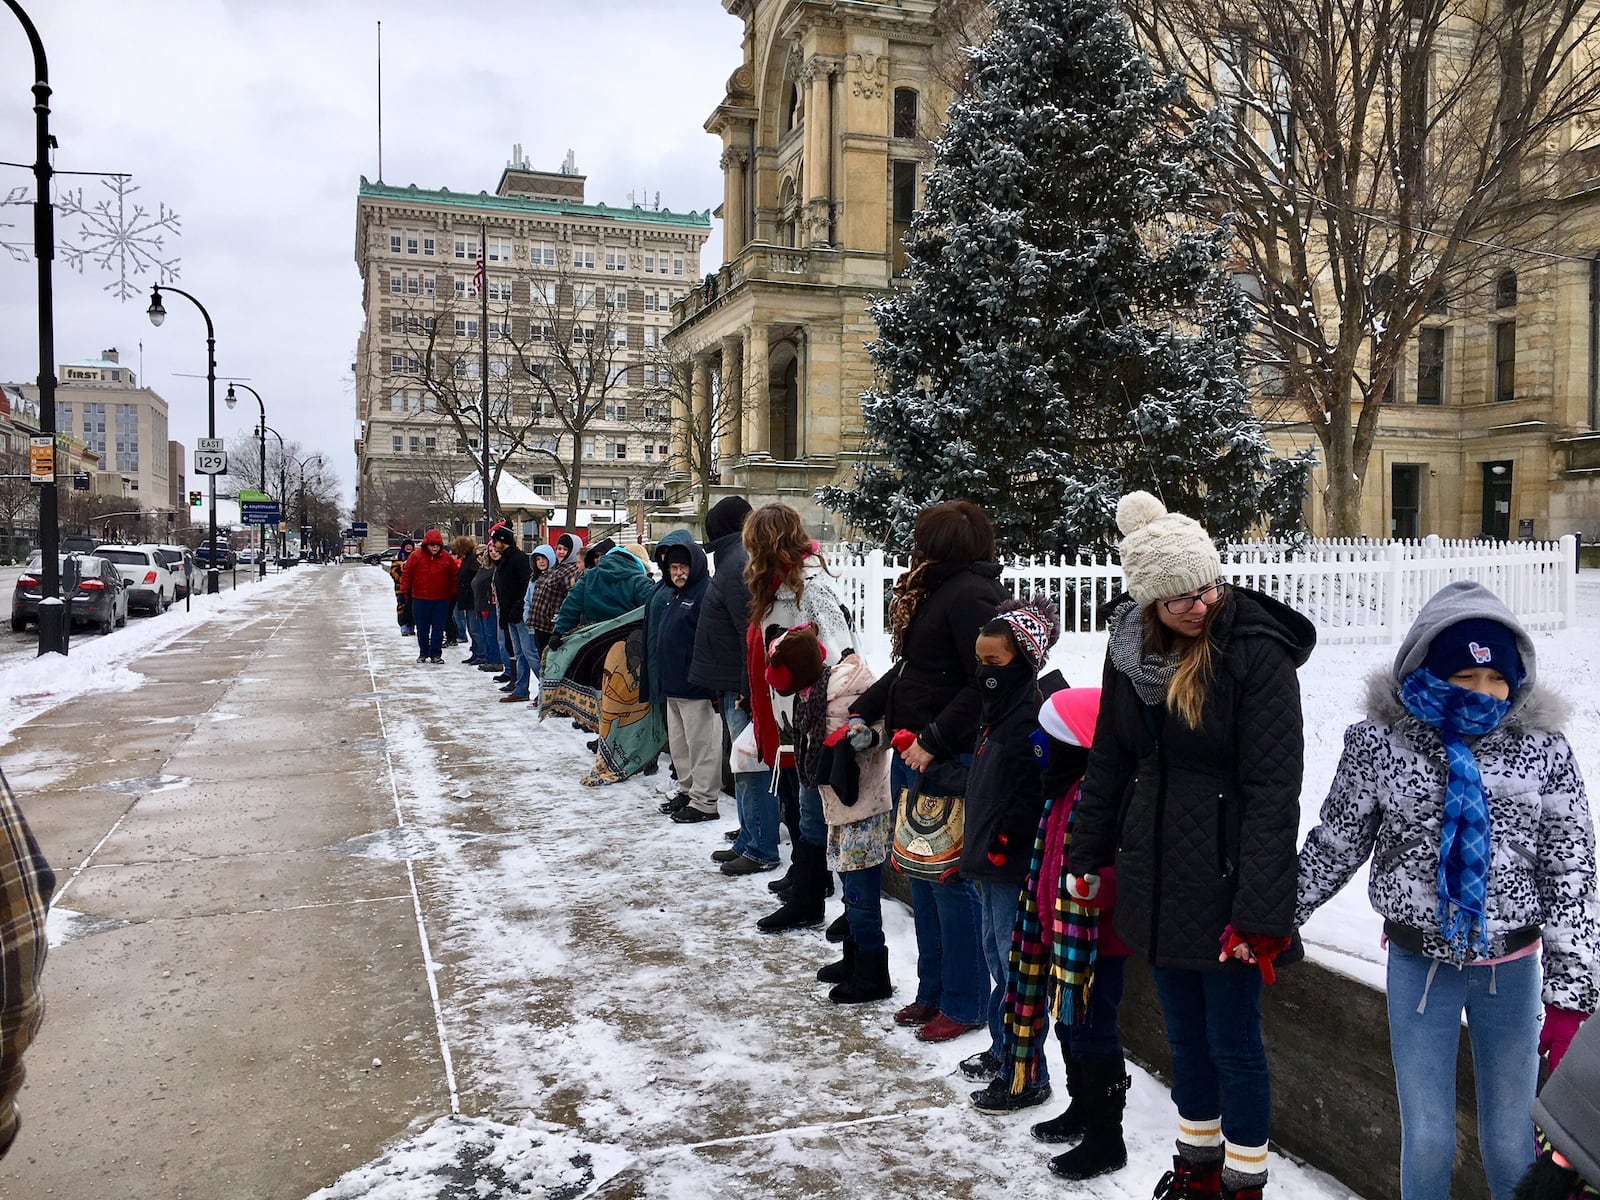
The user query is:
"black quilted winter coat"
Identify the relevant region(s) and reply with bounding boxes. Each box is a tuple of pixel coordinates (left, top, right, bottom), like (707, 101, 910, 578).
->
(1068, 588, 1316, 971)
(850, 561, 1008, 760)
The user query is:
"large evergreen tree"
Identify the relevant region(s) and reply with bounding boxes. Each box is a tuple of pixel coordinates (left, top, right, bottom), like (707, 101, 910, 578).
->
(822, 0, 1293, 556)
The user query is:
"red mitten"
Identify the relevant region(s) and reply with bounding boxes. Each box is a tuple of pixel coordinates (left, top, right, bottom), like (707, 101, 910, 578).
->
(1220, 926, 1294, 985)
(1540, 1006, 1587, 1070)
(891, 729, 918, 755)
(823, 723, 853, 748)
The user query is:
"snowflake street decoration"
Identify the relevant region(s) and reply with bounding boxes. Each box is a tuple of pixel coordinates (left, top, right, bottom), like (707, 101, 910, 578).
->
(0, 175, 182, 299)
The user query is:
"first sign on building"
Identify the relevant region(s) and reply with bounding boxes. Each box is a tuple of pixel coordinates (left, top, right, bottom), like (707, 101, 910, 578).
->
(194, 438, 227, 476)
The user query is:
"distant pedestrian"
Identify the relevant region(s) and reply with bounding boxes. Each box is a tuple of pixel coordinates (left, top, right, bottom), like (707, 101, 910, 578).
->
(0, 764, 54, 1160)
(487, 526, 535, 704)
(528, 536, 582, 657)
(1069, 491, 1315, 1200)
(399, 530, 460, 664)
(448, 535, 476, 648)
(390, 538, 415, 635)
(651, 535, 720, 824)
(1298, 581, 1597, 1200)
(472, 546, 503, 676)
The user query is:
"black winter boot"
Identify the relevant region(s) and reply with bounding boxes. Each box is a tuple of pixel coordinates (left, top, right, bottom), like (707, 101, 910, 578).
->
(1030, 1050, 1085, 1143)
(817, 938, 856, 984)
(1047, 1055, 1130, 1180)
(828, 947, 892, 1004)
(824, 912, 850, 943)
(756, 842, 826, 933)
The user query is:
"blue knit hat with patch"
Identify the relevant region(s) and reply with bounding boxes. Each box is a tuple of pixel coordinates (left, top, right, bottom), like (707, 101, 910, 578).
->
(1423, 618, 1524, 686)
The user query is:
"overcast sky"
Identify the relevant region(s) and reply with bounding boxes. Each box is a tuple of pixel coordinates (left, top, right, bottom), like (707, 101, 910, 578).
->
(0, 0, 738, 506)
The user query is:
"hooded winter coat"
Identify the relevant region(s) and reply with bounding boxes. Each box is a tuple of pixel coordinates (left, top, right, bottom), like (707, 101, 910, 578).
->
(553, 546, 654, 637)
(1068, 587, 1317, 971)
(746, 557, 855, 770)
(961, 678, 1047, 886)
(1297, 581, 1598, 1014)
(522, 546, 557, 625)
(456, 548, 479, 610)
(650, 533, 712, 701)
(399, 531, 461, 602)
(689, 509, 753, 694)
(850, 560, 1008, 760)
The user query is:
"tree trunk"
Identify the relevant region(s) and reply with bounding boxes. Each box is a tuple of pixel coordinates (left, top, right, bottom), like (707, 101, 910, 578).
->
(565, 442, 584, 541)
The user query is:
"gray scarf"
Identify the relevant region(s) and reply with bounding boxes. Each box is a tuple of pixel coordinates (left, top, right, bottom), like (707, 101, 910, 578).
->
(1108, 600, 1180, 707)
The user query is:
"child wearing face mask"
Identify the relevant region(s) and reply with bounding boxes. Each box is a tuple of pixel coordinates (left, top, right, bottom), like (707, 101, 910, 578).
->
(958, 598, 1061, 1113)
(1298, 581, 1597, 1200)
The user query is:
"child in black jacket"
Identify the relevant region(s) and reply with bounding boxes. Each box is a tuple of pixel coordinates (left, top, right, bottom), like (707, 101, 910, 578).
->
(958, 598, 1060, 1113)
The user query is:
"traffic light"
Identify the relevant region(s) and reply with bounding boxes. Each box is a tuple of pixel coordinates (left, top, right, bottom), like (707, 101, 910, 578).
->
(189, 491, 202, 506)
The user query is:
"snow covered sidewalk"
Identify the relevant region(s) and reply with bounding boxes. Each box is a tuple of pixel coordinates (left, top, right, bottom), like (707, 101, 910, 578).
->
(315, 569, 1362, 1200)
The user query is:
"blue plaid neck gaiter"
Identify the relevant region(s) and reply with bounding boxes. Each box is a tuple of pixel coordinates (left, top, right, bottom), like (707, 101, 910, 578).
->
(1399, 668, 1511, 956)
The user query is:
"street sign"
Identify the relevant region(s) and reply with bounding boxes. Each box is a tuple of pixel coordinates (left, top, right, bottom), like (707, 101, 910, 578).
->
(194, 449, 228, 475)
(29, 436, 54, 484)
(196, 437, 225, 453)
(351, 522, 368, 538)
(240, 499, 281, 525)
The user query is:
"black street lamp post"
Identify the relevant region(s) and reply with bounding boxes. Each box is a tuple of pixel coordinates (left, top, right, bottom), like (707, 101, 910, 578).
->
(293, 452, 322, 560)
(225, 382, 268, 580)
(146, 284, 220, 594)
(6, 0, 67, 655)
(260, 423, 286, 565)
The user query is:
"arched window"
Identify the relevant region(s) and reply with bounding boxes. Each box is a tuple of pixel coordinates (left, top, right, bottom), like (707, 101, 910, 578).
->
(784, 83, 801, 133)
(1495, 269, 1518, 309)
(779, 177, 798, 248)
(893, 88, 919, 139)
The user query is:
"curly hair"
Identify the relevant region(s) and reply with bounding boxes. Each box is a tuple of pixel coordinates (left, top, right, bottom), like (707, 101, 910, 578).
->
(450, 535, 476, 558)
(743, 503, 826, 626)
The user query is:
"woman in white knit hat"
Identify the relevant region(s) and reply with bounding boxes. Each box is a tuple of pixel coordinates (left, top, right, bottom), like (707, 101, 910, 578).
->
(1066, 491, 1316, 1200)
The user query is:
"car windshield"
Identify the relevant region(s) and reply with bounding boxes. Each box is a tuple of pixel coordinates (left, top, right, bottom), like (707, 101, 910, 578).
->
(98, 550, 151, 566)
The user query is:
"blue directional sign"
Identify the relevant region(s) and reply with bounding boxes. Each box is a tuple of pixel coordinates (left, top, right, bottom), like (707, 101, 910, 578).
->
(351, 521, 369, 538)
(241, 499, 281, 526)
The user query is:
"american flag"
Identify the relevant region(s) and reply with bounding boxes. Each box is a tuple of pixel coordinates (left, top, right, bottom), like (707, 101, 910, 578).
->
(472, 256, 485, 296)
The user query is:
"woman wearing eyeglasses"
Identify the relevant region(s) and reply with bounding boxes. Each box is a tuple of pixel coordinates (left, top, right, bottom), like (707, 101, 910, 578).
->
(1066, 492, 1316, 1200)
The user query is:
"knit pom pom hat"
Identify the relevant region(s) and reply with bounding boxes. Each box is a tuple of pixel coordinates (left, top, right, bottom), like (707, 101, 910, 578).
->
(993, 597, 1059, 670)
(1115, 490, 1223, 608)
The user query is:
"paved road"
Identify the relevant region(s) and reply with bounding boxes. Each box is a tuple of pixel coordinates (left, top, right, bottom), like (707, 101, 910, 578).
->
(0, 566, 446, 1198)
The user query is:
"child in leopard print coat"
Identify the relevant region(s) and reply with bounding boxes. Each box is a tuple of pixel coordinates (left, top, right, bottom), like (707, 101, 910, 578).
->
(1297, 581, 1598, 1200)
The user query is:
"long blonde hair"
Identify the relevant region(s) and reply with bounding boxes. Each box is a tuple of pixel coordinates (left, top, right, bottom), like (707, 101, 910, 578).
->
(743, 503, 826, 627)
(1142, 603, 1221, 729)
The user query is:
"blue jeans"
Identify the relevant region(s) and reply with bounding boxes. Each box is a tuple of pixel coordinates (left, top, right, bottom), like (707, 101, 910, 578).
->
(475, 613, 502, 667)
(1152, 965, 1271, 1150)
(843, 863, 885, 953)
(1056, 953, 1127, 1060)
(891, 749, 985, 1025)
(412, 598, 449, 659)
(452, 605, 469, 642)
(723, 695, 778, 866)
(1386, 944, 1539, 1200)
(508, 622, 539, 698)
(976, 880, 1028, 1067)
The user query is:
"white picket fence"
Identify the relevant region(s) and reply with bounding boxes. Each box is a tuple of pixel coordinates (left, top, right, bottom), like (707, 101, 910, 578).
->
(820, 535, 1579, 657)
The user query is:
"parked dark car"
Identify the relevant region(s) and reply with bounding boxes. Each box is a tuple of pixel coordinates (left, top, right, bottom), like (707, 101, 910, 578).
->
(11, 553, 129, 635)
(194, 542, 237, 569)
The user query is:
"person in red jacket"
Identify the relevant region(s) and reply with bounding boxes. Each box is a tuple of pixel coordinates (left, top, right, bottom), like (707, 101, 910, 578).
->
(400, 529, 461, 664)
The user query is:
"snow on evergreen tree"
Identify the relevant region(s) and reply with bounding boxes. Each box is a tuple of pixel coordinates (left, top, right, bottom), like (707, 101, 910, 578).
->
(820, 0, 1286, 556)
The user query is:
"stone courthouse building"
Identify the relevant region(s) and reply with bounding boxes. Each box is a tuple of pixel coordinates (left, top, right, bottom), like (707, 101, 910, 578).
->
(664, 0, 965, 537)
(670, 0, 1600, 542)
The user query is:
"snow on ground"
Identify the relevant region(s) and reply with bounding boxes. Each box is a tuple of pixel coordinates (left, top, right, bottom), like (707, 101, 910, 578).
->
(0, 567, 310, 747)
(308, 568, 1363, 1199)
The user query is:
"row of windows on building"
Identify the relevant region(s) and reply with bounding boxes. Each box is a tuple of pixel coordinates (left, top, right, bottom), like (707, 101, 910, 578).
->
(383, 230, 688, 276)
(386, 316, 669, 352)
(381, 391, 665, 425)
(386, 351, 675, 387)
(58, 402, 141, 472)
(386, 431, 671, 463)
(386, 272, 685, 312)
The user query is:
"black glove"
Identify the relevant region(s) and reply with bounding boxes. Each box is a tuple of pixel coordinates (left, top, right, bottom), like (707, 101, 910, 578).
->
(548, 633, 565, 650)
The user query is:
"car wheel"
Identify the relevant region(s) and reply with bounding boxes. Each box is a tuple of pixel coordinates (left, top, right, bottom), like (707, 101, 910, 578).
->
(10, 615, 25, 633)
(160, 588, 170, 611)
(116, 607, 127, 628)
(100, 613, 113, 635)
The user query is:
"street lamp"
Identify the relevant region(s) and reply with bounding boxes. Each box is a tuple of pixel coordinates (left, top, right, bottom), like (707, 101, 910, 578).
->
(225, 381, 268, 579)
(260, 422, 286, 565)
(147, 283, 220, 594)
(293, 452, 322, 561)
(6, 0, 68, 655)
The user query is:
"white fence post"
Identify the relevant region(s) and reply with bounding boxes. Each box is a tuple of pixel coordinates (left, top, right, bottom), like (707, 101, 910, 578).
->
(1560, 533, 1578, 630)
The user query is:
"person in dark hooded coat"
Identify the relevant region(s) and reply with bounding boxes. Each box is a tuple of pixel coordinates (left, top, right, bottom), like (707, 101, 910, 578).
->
(652, 534, 719, 822)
